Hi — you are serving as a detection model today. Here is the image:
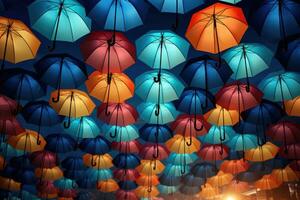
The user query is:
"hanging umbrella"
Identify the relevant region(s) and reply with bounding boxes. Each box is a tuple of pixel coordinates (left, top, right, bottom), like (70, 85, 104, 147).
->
(45, 134, 76, 153)
(136, 160, 165, 175)
(159, 171, 182, 185)
(222, 43, 273, 86)
(185, 2, 248, 61)
(113, 153, 140, 169)
(251, 0, 300, 44)
(254, 175, 282, 190)
(34, 54, 87, 102)
(97, 102, 138, 126)
(61, 156, 85, 171)
(220, 0, 242, 3)
(22, 101, 64, 144)
(140, 144, 168, 160)
(79, 136, 111, 155)
(271, 166, 299, 183)
(236, 171, 262, 183)
(28, 0, 91, 50)
(139, 124, 173, 143)
(118, 181, 138, 190)
(35, 166, 63, 181)
(0, 118, 24, 139)
(114, 169, 139, 181)
(83, 153, 113, 169)
(285, 96, 300, 116)
(30, 150, 57, 169)
(136, 174, 159, 186)
(55, 178, 78, 190)
(0, 95, 18, 120)
(135, 186, 159, 198)
(207, 171, 233, 187)
(158, 185, 179, 194)
(102, 124, 139, 142)
(116, 190, 139, 200)
(180, 185, 200, 195)
(276, 37, 300, 70)
(279, 143, 300, 160)
(198, 184, 219, 199)
(49, 89, 95, 128)
(62, 117, 99, 141)
(83, 168, 113, 182)
(166, 134, 200, 154)
(112, 140, 141, 153)
(0, 17, 40, 70)
(0, 176, 21, 191)
(148, 0, 204, 29)
(80, 31, 136, 73)
(180, 56, 233, 92)
(166, 153, 198, 165)
(97, 179, 119, 193)
(245, 142, 279, 162)
(198, 144, 229, 161)
(182, 174, 205, 187)
(220, 159, 249, 175)
(227, 133, 259, 156)
(227, 180, 249, 193)
(199, 125, 235, 144)
(204, 104, 239, 126)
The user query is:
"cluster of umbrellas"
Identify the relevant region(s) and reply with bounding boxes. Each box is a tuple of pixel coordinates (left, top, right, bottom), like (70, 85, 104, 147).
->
(0, 0, 300, 200)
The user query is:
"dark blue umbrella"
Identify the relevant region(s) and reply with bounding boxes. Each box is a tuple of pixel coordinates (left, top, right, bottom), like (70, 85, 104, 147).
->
(76, 191, 95, 200)
(113, 153, 140, 169)
(0, 1, 4, 11)
(191, 162, 217, 179)
(248, 162, 273, 176)
(62, 156, 86, 171)
(13, 168, 36, 185)
(180, 185, 200, 195)
(159, 173, 181, 186)
(45, 133, 76, 153)
(22, 100, 64, 144)
(0, 69, 46, 102)
(265, 157, 289, 169)
(236, 171, 262, 182)
(10, 155, 33, 170)
(182, 174, 205, 187)
(118, 181, 138, 190)
(139, 124, 173, 143)
(64, 169, 84, 180)
(76, 177, 97, 189)
(34, 54, 87, 102)
(277, 37, 300, 71)
(79, 136, 111, 154)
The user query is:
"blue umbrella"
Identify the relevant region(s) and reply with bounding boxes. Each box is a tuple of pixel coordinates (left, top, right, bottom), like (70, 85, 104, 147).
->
(79, 136, 111, 155)
(28, 0, 91, 50)
(191, 162, 217, 179)
(118, 181, 138, 190)
(265, 157, 289, 169)
(34, 54, 87, 102)
(248, 162, 273, 175)
(180, 56, 233, 93)
(157, 184, 179, 194)
(199, 125, 236, 144)
(76, 176, 97, 189)
(277, 37, 300, 71)
(13, 168, 36, 185)
(64, 169, 84, 180)
(113, 153, 140, 169)
(76, 191, 95, 200)
(236, 171, 262, 182)
(166, 153, 198, 165)
(61, 156, 86, 171)
(45, 133, 76, 153)
(182, 174, 205, 187)
(227, 133, 259, 153)
(159, 173, 181, 186)
(22, 100, 64, 144)
(180, 185, 199, 195)
(164, 164, 190, 177)
(139, 124, 173, 143)
(252, 0, 300, 43)
(54, 178, 78, 189)
(84, 168, 113, 181)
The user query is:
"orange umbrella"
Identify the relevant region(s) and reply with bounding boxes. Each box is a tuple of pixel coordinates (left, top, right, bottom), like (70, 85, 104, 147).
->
(97, 179, 119, 193)
(185, 3, 248, 55)
(271, 166, 299, 183)
(38, 192, 58, 199)
(0, 17, 40, 70)
(227, 180, 249, 193)
(35, 166, 64, 181)
(135, 186, 160, 198)
(136, 174, 160, 186)
(245, 142, 279, 162)
(166, 134, 201, 154)
(220, 159, 249, 174)
(254, 175, 282, 190)
(0, 156, 5, 170)
(82, 153, 113, 169)
(0, 176, 21, 191)
(198, 183, 219, 198)
(85, 71, 134, 104)
(207, 170, 233, 187)
(136, 160, 165, 175)
(8, 129, 46, 153)
(284, 96, 300, 117)
(49, 89, 95, 128)
(204, 104, 239, 126)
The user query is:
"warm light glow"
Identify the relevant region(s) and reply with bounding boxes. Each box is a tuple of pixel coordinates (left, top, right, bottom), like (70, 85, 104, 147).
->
(226, 195, 236, 200)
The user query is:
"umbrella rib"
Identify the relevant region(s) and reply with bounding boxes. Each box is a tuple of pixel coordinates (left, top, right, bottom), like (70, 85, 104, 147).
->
(62, 8, 75, 41)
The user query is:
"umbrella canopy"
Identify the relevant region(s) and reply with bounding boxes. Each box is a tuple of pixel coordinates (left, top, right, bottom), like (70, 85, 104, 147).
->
(0, 176, 21, 191)
(35, 166, 63, 181)
(166, 134, 200, 154)
(182, 174, 205, 187)
(113, 153, 140, 169)
(236, 171, 263, 183)
(245, 142, 279, 162)
(114, 169, 139, 181)
(30, 150, 57, 168)
(54, 178, 78, 190)
(0, 118, 24, 137)
(136, 160, 165, 175)
(139, 124, 173, 143)
(83, 153, 113, 169)
(79, 136, 111, 155)
(102, 124, 139, 142)
(135, 186, 159, 198)
(198, 184, 219, 199)
(198, 144, 229, 160)
(204, 104, 239, 126)
(97, 179, 119, 193)
(166, 153, 198, 165)
(28, 0, 91, 49)
(45, 134, 76, 153)
(148, 0, 203, 14)
(112, 140, 141, 153)
(227, 180, 249, 193)
(207, 171, 233, 187)
(271, 166, 299, 182)
(0, 17, 40, 69)
(254, 175, 282, 191)
(279, 143, 300, 160)
(220, 159, 249, 174)
(199, 125, 235, 144)
(185, 2, 248, 54)
(285, 96, 300, 116)
(220, 0, 242, 3)
(140, 144, 169, 160)
(61, 156, 85, 171)
(116, 190, 138, 200)
(0, 95, 18, 120)
(277, 38, 300, 70)
(80, 31, 136, 73)
(136, 174, 159, 186)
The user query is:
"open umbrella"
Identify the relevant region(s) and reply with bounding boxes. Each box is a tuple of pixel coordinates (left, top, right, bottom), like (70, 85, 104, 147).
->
(139, 124, 173, 143)
(0, 118, 24, 140)
(220, 0, 242, 3)
(227, 133, 259, 156)
(236, 171, 262, 183)
(245, 142, 279, 162)
(55, 178, 78, 190)
(279, 143, 300, 160)
(113, 153, 140, 169)
(220, 159, 249, 174)
(79, 136, 111, 156)
(186, 2, 248, 61)
(102, 124, 139, 142)
(28, 0, 91, 50)
(166, 153, 197, 165)
(204, 104, 239, 126)
(97, 179, 119, 193)
(140, 144, 169, 160)
(271, 166, 299, 183)
(114, 169, 139, 181)
(35, 166, 63, 181)
(198, 184, 219, 199)
(285, 96, 300, 116)
(112, 140, 141, 153)
(83, 153, 113, 169)
(198, 144, 229, 161)
(207, 171, 233, 187)
(199, 125, 235, 144)
(276, 37, 300, 70)
(0, 17, 40, 70)
(136, 160, 165, 175)
(49, 89, 96, 128)
(0, 95, 18, 120)
(254, 175, 282, 191)
(30, 150, 57, 169)
(45, 133, 76, 153)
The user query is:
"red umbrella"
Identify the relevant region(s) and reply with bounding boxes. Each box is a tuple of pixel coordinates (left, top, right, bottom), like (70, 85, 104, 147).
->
(171, 114, 211, 137)
(116, 190, 139, 200)
(97, 102, 138, 126)
(0, 118, 24, 137)
(114, 169, 139, 181)
(0, 95, 18, 119)
(36, 181, 58, 194)
(140, 144, 169, 160)
(216, 82, 263, 113)
(80, 31, 136, 73)
(58, 189, 77, 198)
(279, 143, 300, 160)
(267, 121, 300, 151)
(30, 150, 57, 168)
(198, 144, 229, 161)
(289, 160, 300, 172)
(112, 140, 141, 154)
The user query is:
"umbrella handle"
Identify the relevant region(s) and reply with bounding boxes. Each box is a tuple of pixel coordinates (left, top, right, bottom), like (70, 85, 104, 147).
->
(64, 117, 71, 128)
(36, 135, 42, 145)
(186, 137, 192, 146)
(181, 165, 186, 175)
(47, 3, 63, 52)
(147, 185, 152, 193)
(110, 127, 118, 138)
(152, 144, 159, 159)
(171, 0, 179, 30)
(152, 160, 157, 171)
(91, 157, 97, 167)
(153, 73, 161, 83)
(105, 104, 111, 116)
(52, 91, 60, 103)
(194, 117, 203, 131)
(155, 104, 160, 116)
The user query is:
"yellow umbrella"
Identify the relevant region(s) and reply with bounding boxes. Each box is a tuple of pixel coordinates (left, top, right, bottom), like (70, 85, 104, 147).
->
(166, 134, 200, 154)
(220, 159, 249, 174)
(0, 176, 21, 191)
(245, 142, 279, 162)
(83, 153, 113, 169)
(254, 174, 282, 191)
(136, 160, 165, 175)
(0, 17, 40, 69)
(204, 104, 239, 126)
(207, 170, 233, 187)
(135, 186, 159, 198)
(97, 179, 119, 193)
(285, 96, 300, 117)
(271, 166, 299, 183)
(49, 89, 95, 128)
(198, 183, 219, 199)
(35, 166, 63, 181)
(136, 174, 160, 186)
(8, 129, 46, 153)
(85, 71, 135, 104)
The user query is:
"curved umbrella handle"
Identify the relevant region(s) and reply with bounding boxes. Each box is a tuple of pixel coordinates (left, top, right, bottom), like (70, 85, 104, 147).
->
(105, 103, 111, 116)
(52, 90, 60, 103)
(36, 134, 42, 145)
(152, 144, 159, 159)
(63, 117, 71, 128)
(152, 160, 157, 171)
(153, 73, 161, 83)
(110, 127, 118, 138)
(180, 165, 186, 175)
(147, 185, 152, 193)
(91, 159, 97, 167)
(186, 136, 192, 146)
(194, 116, 203, 131)
(155, 104, 160, 116)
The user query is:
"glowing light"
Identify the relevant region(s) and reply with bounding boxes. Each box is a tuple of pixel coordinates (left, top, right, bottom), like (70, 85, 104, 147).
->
(226, 196, 236, 200)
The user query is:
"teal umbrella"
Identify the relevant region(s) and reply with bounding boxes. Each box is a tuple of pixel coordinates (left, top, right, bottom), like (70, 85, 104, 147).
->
(135, 70, 185, 103)
(84, 168, 113, 182)
(166, 153, 198, 165)
(164, 164, 190, 177)
(54, 178, 78, 189)
(62, 117, 99, 141)
(199, 125, 236, 144)
(28, 0, 91, 50)
(102, 124, 139, 142)
(220, 0, 242, 4)
(227, 133, 259, 152)
(158, 184, 179, 194)
(222, 43, 273, 88)
(137, 102, 178, 124)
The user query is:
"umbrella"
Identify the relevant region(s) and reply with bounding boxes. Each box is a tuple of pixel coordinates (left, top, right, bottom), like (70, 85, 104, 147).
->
(166, 153, 198, 165)
(254, 175, 282, 191)
(83, 153, 113, 169)
(166, 134, 200, 154)
(136, 160, 165, 175)
(80, 31, 136, 73)
(276, 37, 300, 70)
(28, 0, 91, 50)
(199, 125, 235, 144)
(180, 56, 233, 92)
(61, 156, 85, 171)
(97, 102, 138, 126)
(97, 179, 119, 192)
(236, 171, 262, 183)
(62, 117, 99, 141)
(199, 144, 229, 161)
(140, 144, 169, 160)
(251, 0, 300, 44)
(207, 171, 233, 187)
(220, 0, 242, 3)
(35, 166, 63, 181)
(118, 181, 138, 190)
(55, 178, 78, 190)
(34, 54, 87, 102)
(0, 95, 18, 120)
(180, 185, 200, 195)
(135, 70, 185, 103)
(114, 169, 139, 181)
(30, 150, 57, 168)
(49, 89, 95, 128)
(136, 174, 159, 187)
(191, 162, 220, 180)
(198, 184, 219, 199)
(279, 143, 300, 160)
(285, 96, 300, 116)
(227, 133, 259, 154)
(159, 164, 189, 177)
(45, 133, 76, 153)
(148, 0, 204, 29)
(245, 142, 279, 162)
(135, 186, 159, 198)
(271, 166, 299, 183)
(112, 140, 141, 154)
(139, 124, 173, 143)
(83, 168, 113, 182)
(0, 17, 40, 70)
(116, 190, 138, 200)
(0, 176, 21, 191)
(204, 104, 239, 126)
(182, 174, 205, 187)
(227, 180, 249, 193)
(222, 43, 273, 85)
(220, 159, 249, 174)
(0, 118, 24, 139)
(102, 124, 139, 143)
(79, 136, 111, 155)
(22, 100, 64, 144)
(113, 153, 140, 169)
(185, 2, 248, 61)
(158, 185, 179, 194)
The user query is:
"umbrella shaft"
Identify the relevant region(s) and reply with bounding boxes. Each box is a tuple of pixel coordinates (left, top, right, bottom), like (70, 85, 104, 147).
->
(1, 29, 10, 70)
